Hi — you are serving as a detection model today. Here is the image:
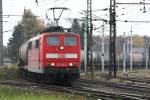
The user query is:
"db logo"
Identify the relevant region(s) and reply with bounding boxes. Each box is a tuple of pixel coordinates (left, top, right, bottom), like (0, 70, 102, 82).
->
(59, 54, 65, 58)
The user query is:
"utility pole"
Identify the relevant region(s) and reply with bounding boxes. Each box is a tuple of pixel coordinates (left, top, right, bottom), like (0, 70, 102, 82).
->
(109, 0, 117, 77)
(84, 26, 87, 73)
(87, 0, 93, 74)
(101, 22, 105, 72)
(146, 47, 148, 70)
(144, 36, 149, 70)
(123, 33, 126, 74)
(0, 0, 3, 67)
(130, 27, 133, 71)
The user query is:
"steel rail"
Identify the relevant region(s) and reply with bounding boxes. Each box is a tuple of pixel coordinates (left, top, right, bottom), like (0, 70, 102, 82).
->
(78, 79, 150, 93)
(117, 76, 150, 84)
(75, 79, 150, 99)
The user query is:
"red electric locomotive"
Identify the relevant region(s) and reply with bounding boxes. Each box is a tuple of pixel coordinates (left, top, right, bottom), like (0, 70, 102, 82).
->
(18, 32, 81, 83)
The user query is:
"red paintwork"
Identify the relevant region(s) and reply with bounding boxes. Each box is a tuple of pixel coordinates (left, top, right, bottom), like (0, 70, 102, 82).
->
(27, 32, 81, 70)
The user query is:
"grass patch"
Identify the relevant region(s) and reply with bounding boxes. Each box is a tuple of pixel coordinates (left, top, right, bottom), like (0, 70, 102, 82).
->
(0, 85, 86, 100)
(117, 69, 150, 78)
(81, 72, 110, 81)
(0, 65, 96, 100)
(0, 64, 19, 80)
(81, 69, 150, 80)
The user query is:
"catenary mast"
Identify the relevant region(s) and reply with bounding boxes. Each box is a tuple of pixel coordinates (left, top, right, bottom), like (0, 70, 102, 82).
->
(0, 0, 3, 67)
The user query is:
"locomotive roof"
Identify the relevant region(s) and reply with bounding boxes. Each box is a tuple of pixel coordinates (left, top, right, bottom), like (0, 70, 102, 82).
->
(28, 32, 79, 42)
(43, 32, 79, 35)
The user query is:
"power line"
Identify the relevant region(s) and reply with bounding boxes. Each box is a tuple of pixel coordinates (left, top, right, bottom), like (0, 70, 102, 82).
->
(2, 15, 40, 17)
(81, 10, 150, 23)
(57, 0, 69, 6)
(35, 0, 38, 6)
(116, 1, 150, 13)
(3, 30, 13, 33)
(0, 21, 8, 22)
(80, 11, 109, 22)
(117, 20, 150, 23)
(32, 0, 68, 10)
(91, 8, 109, 12)
(116, 2, 150, 5)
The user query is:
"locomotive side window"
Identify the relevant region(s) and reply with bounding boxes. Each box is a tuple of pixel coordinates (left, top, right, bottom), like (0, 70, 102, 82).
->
(64, 37, 76, 46)
(32, 41, 36, 48)
(47, 37, 59, 46)
(28, 42, 32, 49)
(36, 40, 39, 48)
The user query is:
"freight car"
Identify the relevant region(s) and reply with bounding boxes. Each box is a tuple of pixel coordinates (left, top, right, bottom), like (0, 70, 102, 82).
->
(18, 32, 81, 84)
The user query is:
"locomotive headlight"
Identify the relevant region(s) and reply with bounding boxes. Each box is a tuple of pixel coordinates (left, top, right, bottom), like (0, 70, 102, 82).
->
(51, 62, 55, 66)
(69, 63, 73, 66)
(60, 46, 64, 50)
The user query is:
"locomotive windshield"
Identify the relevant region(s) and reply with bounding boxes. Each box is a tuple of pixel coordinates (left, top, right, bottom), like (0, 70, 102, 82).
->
(64, 36, 76, 46)
(47, 36, 59, 46)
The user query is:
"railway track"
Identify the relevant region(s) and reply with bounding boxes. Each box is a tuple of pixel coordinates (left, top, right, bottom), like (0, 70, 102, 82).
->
(0, 80, 148, 100)
(73, 79, 150, 100)
(116, 76, 150, 84)
(78, 79, 150, 93)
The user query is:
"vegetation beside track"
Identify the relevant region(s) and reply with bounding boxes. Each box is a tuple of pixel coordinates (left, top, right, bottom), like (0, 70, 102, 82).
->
(0, 85, 86, 100)
(0, 65, 96, 100)
(118, 70, 150, 77)
(80, 69, 150, 85)
(0, 64, 19, 80)
(81, 69, 150, 79)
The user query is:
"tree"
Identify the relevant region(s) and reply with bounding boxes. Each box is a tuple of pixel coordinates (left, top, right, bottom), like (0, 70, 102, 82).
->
(71, 18, 86, 49)
(72, 19, 80, 33)
(3, 46, 8, 57)
(79, 23, 85, 49)
(132, 35, 144, 48)
(21, 9, 45, 41)
(7, 24, 24, 62)
(7, 9, 45, 62)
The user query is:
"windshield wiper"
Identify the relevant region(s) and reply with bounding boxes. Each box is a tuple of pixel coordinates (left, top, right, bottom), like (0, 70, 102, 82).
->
(64, 41, 71, 46)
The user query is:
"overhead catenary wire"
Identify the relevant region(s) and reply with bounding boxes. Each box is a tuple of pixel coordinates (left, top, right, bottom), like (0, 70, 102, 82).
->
(116, 2, 150, 5)
(31, 0, 69, 11)
(35, 0, 38, 6)
(2, 15, 40, 17)
(4, 0, 70, 24)
(3, 0, 68, 20)
(117, 19, 150, 23)
(3, 30, 13, 33)
(82, 11, 150, 23)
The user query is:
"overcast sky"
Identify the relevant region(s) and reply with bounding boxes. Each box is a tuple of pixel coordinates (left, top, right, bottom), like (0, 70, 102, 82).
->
(3, 0, 150, 45)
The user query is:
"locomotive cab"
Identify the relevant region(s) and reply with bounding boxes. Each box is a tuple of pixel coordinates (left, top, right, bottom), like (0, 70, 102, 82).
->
(43, 33, 80, 68)
(41, 33, 81, 81)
